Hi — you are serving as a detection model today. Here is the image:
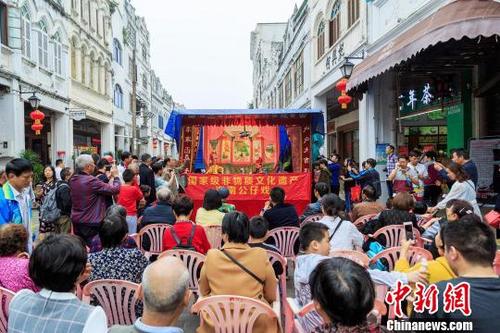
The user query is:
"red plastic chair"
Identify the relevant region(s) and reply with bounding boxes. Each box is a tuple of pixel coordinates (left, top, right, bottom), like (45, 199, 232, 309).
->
(0, 287, 15, 333)
(369, 246, 433, 271)
(353, 213, 379, 230)
(371, 224, 423, 248)
(203, 225, 222, 249)
(191, 295, 280, 333)
(494, 250, 500, 275)
(159, 249, 206, 298)
(329, 249, 370, 267)
(266, 250, 287, 323)
(300, 214, 323, 227)
(82, 279, 140, 327)
(138, 223, 172, 258)
(267, 227, 300, 267)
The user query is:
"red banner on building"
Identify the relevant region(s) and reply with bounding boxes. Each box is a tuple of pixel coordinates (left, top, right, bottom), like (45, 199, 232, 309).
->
(185, 173, 311, 218)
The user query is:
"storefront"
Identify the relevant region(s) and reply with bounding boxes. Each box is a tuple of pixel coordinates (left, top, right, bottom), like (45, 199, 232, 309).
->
(24, 104, 52, 165)
(73, 119, 102, 156)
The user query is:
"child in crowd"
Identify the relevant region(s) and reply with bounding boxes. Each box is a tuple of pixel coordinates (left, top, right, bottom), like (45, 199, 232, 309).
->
(117, 169, 145, 234)
(218, 187, 236, 213)
(248, 216, 283, 276)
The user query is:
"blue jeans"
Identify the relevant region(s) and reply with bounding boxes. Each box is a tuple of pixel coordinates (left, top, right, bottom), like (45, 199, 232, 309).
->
(126, 216, 137, 234)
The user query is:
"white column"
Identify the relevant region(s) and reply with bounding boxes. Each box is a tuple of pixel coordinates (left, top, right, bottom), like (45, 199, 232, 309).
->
(52, 112, 72, 166)
(312, 94, 327, 154)
(358, 83, 376, 164)
(0, 90, 25, 163)
(101, 122, 115, 155)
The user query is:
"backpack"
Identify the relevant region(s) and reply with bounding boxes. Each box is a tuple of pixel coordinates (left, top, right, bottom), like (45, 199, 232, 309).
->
(39, 183, 68, 224)
(170, 224, 196, 251)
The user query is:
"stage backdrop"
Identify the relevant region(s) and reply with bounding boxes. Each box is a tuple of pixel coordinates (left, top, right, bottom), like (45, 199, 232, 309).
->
(185, 173, 311, 218)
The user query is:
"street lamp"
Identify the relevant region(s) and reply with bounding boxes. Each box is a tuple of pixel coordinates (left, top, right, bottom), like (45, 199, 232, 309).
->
(339, 59, 355, 79)
(28, 93, 41, 109)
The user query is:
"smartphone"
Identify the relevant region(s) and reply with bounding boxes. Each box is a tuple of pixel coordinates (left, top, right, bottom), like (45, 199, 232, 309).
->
(403, 221, 414, 241)
(105, 165, 112, 172)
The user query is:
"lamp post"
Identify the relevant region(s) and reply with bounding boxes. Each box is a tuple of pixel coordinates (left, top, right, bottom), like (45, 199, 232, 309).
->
(338, 52, 365, 79)
(28, 93, 41, 109)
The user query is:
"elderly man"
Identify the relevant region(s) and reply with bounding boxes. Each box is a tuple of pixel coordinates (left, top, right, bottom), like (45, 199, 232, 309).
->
(110, 257, 190, 333)
(141, 187, 176, 226)
(70, 154, 121, 245)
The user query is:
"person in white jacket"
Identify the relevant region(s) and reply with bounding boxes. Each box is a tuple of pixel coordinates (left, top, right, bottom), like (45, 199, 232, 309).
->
(428, 162, 481, 219)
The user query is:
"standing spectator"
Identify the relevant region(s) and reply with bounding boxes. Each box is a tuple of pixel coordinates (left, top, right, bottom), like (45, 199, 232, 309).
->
(162, 195, 211, 254)
(35, 165, 57, 235)
(0, 168, 7, 187)
(152, 162, 168, 190)
(141, 187, 176, 226)
(218, 187, 236, 213)
(413, 216, 500, 331)
(300, 182, 330, 222)
(109, 257, 190, 333)
(388, 155, 419, 195)
(70, 154, 121, 246)
(340, 158, 357, 212)
(163, 157, 190, 196)
(139, 154, 156, 205)
(54, 167, 73, 234)
(54, 159, 64, 181)
(385, 145, 398, 198)
(91, 153, 101, 166)
(88, 208, 149, 283)
(95, 158, 113, 209)
(196, 189, 225, 227)
(118, 169, 145, 234)
(349, 158, 381, 199)
(7, 234, 107, 333)
(198, 211, 278, 333)
(260, 187, 299, 230)
(0, 158, 35, 251)
(317, 194, 363, 251)
(429, 162, 481, 218)
(422, 151, 442, 206)
(328, 153, 342, 195)
(318, 159, 332, 187)
(118, 151, 132, 176)
(408, 150, 428, 201)
(0, 224, 38, 292)
(434, 148, 478, 188)
(351, 185, 384, 222)
(128, 162, 141, 187)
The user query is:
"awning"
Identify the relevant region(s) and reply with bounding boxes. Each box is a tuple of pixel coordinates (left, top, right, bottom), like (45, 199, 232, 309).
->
(347, 0, 500, 91)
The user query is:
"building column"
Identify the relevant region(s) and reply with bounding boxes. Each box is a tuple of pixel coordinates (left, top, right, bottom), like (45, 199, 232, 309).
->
(74, 47, 82, 82)
(358, 82, 376, 164)
(312, 95, 327, 155)
(0, 89, 25, 164)
(52, 112, 72, 166)
(116, 126, 125, 152)
(83, 55, 90, 86)
(101, 122, 115, 155)
(99, 65, 105, 94)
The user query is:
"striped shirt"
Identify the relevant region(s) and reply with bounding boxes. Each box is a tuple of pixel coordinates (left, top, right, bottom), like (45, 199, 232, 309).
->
(70, 172, 121, 225)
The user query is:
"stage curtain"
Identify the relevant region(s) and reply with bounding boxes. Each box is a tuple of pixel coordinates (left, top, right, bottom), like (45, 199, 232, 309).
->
(164, 110, 183, 149)
(194, 126, 206, 171)
(278, 125, 292, 172)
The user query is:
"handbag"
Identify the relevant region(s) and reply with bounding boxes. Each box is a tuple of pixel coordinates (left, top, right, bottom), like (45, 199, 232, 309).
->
(351, 185, 362, 203)
(485, 210, 500, 229)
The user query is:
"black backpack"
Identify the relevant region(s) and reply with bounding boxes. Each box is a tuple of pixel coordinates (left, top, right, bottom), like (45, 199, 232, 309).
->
(170, 224, 196, 251)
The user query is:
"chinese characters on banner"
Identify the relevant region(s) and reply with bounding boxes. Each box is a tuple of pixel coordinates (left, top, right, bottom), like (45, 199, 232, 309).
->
(399, 83, 435, 111)
(185, 173, 311, 217)
(385, 281, 471, 318)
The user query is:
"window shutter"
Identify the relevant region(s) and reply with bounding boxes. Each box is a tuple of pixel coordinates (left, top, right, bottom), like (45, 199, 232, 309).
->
(37, 30, 43, 66)
(329, 20, 334, 47)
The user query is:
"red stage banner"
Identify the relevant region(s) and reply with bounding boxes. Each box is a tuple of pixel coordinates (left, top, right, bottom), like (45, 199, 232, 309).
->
(185, 173, 311, 218)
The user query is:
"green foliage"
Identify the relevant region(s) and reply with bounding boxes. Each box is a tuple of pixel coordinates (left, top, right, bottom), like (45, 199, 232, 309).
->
(19, 150, 44, 185)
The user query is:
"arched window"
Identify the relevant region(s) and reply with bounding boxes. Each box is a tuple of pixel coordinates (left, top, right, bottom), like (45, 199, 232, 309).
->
(348, 0, 360, 28)
(53, 32, 63, 76)
(20, 6, 32, 59)
(329, 1, 341, 47)
(113, 38, 122, 65)
(37, 20, 49, 69)
(114, 84, 123, 109)
(317, 21, 325, 60)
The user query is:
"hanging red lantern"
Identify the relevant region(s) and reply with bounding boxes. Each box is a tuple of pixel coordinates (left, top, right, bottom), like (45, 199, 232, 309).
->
(31, 123, 44, 135)
(29, 110, 45, 135)
(338, 93, 352, 109)
(335, 78, 348, 92)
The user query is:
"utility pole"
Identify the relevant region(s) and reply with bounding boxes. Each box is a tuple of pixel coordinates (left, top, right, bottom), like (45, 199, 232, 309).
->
(131, 49, 137, 155)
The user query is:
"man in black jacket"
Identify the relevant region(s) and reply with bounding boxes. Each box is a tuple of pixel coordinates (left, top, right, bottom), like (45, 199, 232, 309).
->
(261, 186, 299, 230)
(139, 153, 156, 205)
(55, 167, 73, 233)
(141, 187, 176, 226)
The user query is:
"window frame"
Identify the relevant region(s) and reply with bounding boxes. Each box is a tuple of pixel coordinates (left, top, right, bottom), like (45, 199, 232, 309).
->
(329, 1, 341, 48)
(294, 51, 304, 97)
(347, 0, 360, 29)
(113, 38, 122, 65)
(20, 8, 32, 59)
(37, 21, 50, 70)
(114, 84, 123, 109)
(317, 21, 325, 60)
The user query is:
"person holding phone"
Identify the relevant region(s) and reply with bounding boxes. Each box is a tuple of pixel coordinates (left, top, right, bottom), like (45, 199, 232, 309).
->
(95, 159, 113, 209)
(388, 155, 419, 195)
(260, 187, 299, 230)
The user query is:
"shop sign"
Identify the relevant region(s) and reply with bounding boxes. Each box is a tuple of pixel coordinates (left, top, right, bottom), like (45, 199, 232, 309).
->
(399, 83, 434, 111)
(70, 110, 87, 121)
(325, 42, 345, 72)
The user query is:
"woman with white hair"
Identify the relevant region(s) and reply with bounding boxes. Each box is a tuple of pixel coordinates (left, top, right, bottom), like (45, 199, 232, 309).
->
(141, 187, 176, 226)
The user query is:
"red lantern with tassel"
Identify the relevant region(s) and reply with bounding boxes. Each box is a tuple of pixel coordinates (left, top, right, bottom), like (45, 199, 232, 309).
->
(30, 109, 45, 135)
(338, 93, 352, 109)
(335, 78, 348, 92)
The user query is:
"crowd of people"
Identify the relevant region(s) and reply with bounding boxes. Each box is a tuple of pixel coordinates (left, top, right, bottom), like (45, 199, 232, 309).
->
(0, 145, 499, 333)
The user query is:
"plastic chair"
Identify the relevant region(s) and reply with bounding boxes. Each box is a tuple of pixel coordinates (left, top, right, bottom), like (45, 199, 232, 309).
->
(329, 249, 370, 267)
(82, 279, 140, 327)
(0, 287, 15, 333)
(371, 224, 423, 248)
(204, 225, 222, 249)
(191, 295, 280, 333)
(369, 246, 433, 271)
(267, 227, 300, 266)
(300, 214, 323, 227)
(353, 213, 379, 230)
(159, 249, 206, 298)
(265, 250, 287, 323)
(494, 250, 500, 275)
(138, 223, 172, 258)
